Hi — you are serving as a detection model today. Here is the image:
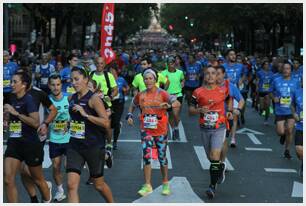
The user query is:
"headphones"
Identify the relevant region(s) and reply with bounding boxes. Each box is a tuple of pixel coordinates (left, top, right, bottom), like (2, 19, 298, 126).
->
(142, 67, 159, 82)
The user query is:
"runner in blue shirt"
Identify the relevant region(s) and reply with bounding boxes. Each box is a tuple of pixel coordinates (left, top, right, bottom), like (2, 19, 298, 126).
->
(60, 54, 79, 96)
(3, 50, 18, 104)
(184, 54, 202, 106)
(291, 83, 303, 176)
(271, 62, 300, 159)
(256, 61, 274, 124)
(35, 53, 55, 94)
(222, 49, 246, 148)
(292, 59, 303, 86)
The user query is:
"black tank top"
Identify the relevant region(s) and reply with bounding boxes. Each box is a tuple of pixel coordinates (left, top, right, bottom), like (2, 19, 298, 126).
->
(69, 90, 105, 149)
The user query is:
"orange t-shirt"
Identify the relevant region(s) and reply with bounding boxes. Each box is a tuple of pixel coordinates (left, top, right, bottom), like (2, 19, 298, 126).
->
(133, 88, 171, 136)
(192, 85, 229, 127)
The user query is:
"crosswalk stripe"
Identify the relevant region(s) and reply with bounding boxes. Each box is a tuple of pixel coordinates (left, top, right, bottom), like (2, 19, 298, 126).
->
(246, 133, 262, 145)
(193, 146, 234, 171)
(264, 168, 297, 173)
(291, 181, 303, 197)
(141, 146, 172, 169)
(245, 147, 272, 151)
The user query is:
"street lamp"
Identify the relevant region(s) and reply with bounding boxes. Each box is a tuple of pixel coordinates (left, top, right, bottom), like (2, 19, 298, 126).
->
(185, 16, 188, 20)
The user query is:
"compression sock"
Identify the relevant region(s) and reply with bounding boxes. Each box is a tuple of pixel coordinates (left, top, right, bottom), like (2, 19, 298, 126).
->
(210, 160, 221, 187)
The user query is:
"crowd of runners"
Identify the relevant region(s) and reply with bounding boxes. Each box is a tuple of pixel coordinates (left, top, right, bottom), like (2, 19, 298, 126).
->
(3, 46, 303, 202)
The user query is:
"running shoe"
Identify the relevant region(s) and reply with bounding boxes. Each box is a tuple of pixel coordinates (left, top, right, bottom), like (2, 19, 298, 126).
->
(217, 162, 226, 184)
(284, 149, 292, 159)
(206, 185, 216, 199)
(86, 177, 94, 185)
(279, 135, 286, 145)
(54, 190, 66, 202)
(105, 150, 113, 168)
(261, 110, 266, 116)
(230, 138, 236, 148)
(42, 181, 52, 203)
(137, 184, 153, 196)
(113, 141, 118, 150)
(161, 182, 171, 195)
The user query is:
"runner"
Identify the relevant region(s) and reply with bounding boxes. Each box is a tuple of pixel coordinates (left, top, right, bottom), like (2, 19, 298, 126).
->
(60, 54, 79, 96)
(4, 71, 52, 203)
(47, 74, 71, 201)
(127, 68, 180, 196)
(66, 67, 114, 203)
(271, 62, 299, 159)
(109, 64, 130, 149)
(35, 53, 55, 94)
(189, 66, 232, 199)
(184, 54, 202, 106)
(216, 65, 244, 181)
(131, 57, 169, 95)
(291, 80, 303, 176)
(223, 49, 246, 147)
(256, 61, 274, 125)
(162, 55, 185, 140)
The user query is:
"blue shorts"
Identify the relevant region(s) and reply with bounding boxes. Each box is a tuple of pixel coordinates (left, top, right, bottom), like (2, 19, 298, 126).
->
(49, 142, 70, 159)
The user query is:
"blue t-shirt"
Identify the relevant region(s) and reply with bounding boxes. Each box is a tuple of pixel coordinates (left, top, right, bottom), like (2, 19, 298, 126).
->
(257, 69, 274, 93)
(184, 63, 201, 88)
(229, 83, 242, 101)
(271, 72, 282, 84)
(49, 94, 71, 143)
(3, 62, 18, 93)
(272, 77, 299, 115)
(8, 93, 39, 142)
(293, 88, 303, 131)
(116, 76, 128, 101)
(223, 62, 244, 86)
(60, 66, 72, 94)
(238, 65, 250, 93)
(291, 66, 303, 85)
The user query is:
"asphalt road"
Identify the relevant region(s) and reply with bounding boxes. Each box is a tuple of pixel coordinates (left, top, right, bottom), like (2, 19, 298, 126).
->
(3, 98, 303, 203)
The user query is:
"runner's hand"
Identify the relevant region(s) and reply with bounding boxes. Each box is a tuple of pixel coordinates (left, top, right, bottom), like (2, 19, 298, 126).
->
(4, 104, 19, 116)
(127, 117, 134, 126)
(160, 102, 171, 109)
(37, 123, 48, 136)
(226, 111, 233, 120)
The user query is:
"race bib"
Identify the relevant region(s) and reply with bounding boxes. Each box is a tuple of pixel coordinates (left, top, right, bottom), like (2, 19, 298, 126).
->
(280, 97, 291, 107)
(53, 121, 67, 133)
(41, 77, 48, 85)
(203, 112, 219, 128)
(70, 121, 85, 139)
(9, 121, 22, 138)
(143, 114, 158, 129)
(67, 86, 76, 94)
(263, 83, 270, 90)
(188, 73, 196, 81)
(3, 80, 10, 87)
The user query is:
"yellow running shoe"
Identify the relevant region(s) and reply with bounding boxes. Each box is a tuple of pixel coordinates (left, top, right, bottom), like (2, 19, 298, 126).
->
(138, 184, 153, 196)
(161, 182, 171, 195)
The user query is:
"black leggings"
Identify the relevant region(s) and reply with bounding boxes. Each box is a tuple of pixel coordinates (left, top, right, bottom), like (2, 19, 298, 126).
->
(111, 99, 125, 143)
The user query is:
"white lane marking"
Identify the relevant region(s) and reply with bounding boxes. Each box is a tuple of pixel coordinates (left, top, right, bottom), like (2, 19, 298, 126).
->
(237, 128, 264, 135)
(133, 176, 204, 203)
(291, 181, 303, 198)
(264, 168, 297, 173)
(247, 98, 253, 103)
(194, 146, 234, 171)
(141, 146, 172, 169)
(246, 133, 262, 145)
(118, 139, 183, 143)
(245, 147, 272, 152)
(42, 145, 52, 169)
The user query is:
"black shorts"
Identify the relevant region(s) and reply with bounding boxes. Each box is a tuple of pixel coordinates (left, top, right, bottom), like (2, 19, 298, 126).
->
(167, 96, 183, 112)
(49, 142, 70, 159)
(66, 145, 105, 178)
(4, 140, 44, 167)
(295, 130, 303, 146)
(259, 92, 270, 98)
(275, 114, 294, 122)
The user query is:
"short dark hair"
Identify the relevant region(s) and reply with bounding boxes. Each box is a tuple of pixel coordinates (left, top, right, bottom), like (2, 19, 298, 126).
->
(67, 54, 78, 64)
(141, 56, 152, 65)
(14, 71, 32, 90)
(226, 49, 236, 56)
(71, 67, 88, 78)
(216, 65, 226, 74)
(48, 73, 62, 83)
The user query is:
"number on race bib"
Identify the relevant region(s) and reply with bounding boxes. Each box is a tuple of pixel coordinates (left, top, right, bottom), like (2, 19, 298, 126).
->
(67, 86, 76, 94)
(280, 97, 291, 108)
(70, 121, 85, 139)
(143, 114, 158, 129)
(41, 77, 48, 85)
(203, 112, 219, 128)
(53, 121, 67, 134)
(9, 121, 22, 138)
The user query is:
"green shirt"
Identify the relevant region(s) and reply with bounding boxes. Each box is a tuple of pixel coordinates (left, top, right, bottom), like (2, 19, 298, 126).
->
(161, 69, 184, 97)
(132, 72, 168, 92)
(91, 72, 117, 107)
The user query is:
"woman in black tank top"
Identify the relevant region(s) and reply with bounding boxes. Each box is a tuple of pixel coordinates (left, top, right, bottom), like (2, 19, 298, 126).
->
(66, 67, 114, 203)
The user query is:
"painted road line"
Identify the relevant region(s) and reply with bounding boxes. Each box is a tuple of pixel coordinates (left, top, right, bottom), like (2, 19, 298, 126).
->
(133, 176, 204, 203)
(245, 147, 272, 152)
(42, 145, 52, 169)
(141, 146, 172, 169)
(291, 181, 303, 198)
(264, 168, 297, 173)
(246, 133, 262, 145)
(237, 128, 264, 135)
(247, 98, 253, 103)
(194, 146, 234, 171)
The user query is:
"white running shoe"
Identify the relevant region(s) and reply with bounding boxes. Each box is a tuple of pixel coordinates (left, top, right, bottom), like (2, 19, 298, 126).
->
(230, 138, 236, 148)
(54, 190, 66, 202)
(43, 181, 52, 203)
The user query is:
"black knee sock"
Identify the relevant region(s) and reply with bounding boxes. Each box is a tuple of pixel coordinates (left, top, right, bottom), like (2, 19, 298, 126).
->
(30, 195, 39, 203)
(210, 160, 221, 187)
